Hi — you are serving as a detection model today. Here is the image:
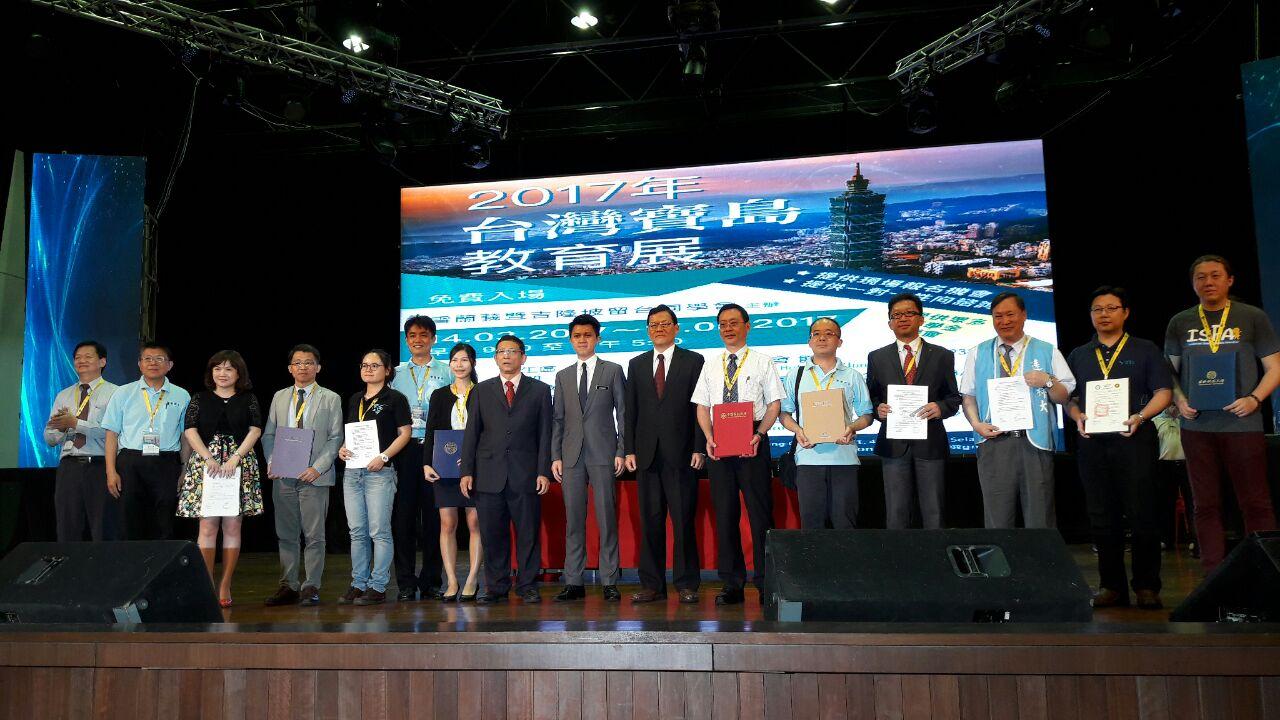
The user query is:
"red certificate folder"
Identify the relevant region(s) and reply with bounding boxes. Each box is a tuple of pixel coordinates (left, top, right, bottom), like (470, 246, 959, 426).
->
(712, 402, 756, 458)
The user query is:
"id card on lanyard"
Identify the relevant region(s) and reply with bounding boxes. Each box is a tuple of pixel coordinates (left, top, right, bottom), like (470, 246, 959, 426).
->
(142, 387, 166, 456)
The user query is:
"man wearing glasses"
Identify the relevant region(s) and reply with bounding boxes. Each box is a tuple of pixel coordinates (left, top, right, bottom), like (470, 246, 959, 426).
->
(866, 294, 962, 529)
(261, 344, 344, 606)
(694, 303, 785, 606)
(779, 318, 874, 529)
(624, 305, 706, 604)
(102, 342, 191, 540)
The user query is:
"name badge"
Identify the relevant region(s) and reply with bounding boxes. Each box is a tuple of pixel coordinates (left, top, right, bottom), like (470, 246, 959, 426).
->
(142, 433, 161, 456)
(410, 405, 425, 430)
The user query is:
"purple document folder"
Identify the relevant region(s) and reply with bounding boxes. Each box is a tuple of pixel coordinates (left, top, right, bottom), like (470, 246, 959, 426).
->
(272, 427, 315, 479)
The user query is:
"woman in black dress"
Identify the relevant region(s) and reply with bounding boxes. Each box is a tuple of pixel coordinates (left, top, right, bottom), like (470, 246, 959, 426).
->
(423, 343, 482, 601)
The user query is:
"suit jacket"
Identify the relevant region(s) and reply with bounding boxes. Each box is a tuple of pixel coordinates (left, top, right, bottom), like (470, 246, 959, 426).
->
(553, 359, 626, 468)
(460, 375, 553, 494)
(865, 339, 962, 460)
(624, 346, 706, 468)
(261, 385, 344, 486)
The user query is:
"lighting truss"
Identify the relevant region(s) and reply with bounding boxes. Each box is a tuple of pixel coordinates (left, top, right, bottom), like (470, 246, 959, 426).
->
(26, 0, 510, 137)
(889, 0, 1085, 88)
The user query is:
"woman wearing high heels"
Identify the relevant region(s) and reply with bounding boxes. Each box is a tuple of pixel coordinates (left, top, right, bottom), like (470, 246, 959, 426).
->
(177, 350, 264, 608)
(423, 343, 483, 602)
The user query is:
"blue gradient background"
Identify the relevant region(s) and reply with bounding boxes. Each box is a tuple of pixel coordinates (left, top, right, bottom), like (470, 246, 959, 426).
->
(19, 154, 145, 468)
(1242, 57, 1280, 428)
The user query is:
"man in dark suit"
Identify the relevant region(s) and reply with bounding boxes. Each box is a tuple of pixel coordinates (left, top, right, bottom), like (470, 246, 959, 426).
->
(551, 314, 627, 603)
(866, 293, 962, 529)
(624, 305, 706, 604)
(460, 335, 554, 604)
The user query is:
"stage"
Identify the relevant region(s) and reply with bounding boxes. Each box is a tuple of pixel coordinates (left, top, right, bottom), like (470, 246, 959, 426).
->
(3, 547, 1280, 720)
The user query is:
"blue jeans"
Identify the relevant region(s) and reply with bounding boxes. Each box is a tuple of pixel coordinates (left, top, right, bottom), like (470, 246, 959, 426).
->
(343, 466, 397, 592)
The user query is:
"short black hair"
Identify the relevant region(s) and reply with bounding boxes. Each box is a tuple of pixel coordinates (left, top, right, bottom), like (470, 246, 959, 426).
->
(569, 314, 601, 336)
(204, 349, 253, 392)
(288, 343, 321, 364)
(496, 335, 526, 354)
(363, 348, 396, 381)
(139, 341, 172, 360)
(809, 317, 842, 337)
(448, 343, 479, 383)
(647, 304, 678, 325)
(887, 293, 924, 315)
(989, 292, 1025, 313)
(1089, 285, 1129, 309)
(717, 303, 750, 323)
(73, 340, 107, 359)
(1190, 254, 1233, 279)
(403, 315, 437, 336)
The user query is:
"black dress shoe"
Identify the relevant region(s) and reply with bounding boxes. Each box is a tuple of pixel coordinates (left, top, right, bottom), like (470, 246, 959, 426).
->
(396, 588, 417, 602)
(602, 585, 621, 602)
(299, 586, 321, 606)
(264, 584, 300, 607)
(475, 591, 508, 604)
(460, 584, 479, 602)
(424, 587, 446, 601)
(554, 585, 585, 602)
(630, 588, 667, 604)
(441, 589, 459, 603)
(715, 587, 745, 606)
(520, 588, 542, 604)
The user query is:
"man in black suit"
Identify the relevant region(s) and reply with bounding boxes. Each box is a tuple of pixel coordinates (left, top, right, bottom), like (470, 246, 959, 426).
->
(460, 335, 554, 604)
(866, 293, 962, 529)
(624, 305, 706, 604)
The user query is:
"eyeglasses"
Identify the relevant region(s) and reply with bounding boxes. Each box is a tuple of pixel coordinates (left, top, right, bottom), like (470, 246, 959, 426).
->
(495, 349, 522, 357)
(290, 361, 317, 368)
(889, 311, 921, 320)
(359, 363, 384, 370)
(718, 320, 745, 329)
(140, 356, 169, 364)
(810, 331, 839, 339)
(647, 321, 674, 330)
(1090, 305, 1124, 315)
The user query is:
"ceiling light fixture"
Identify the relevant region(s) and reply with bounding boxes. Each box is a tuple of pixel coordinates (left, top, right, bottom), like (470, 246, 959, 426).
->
(570, 10, 599, 29)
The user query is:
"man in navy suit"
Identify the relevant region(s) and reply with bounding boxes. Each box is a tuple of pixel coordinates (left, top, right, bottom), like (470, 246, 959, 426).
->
(460, 335, 554, 604)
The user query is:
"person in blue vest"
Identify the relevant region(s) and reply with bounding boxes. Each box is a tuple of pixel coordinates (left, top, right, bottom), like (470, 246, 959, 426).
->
(960, 292, 1075, 528)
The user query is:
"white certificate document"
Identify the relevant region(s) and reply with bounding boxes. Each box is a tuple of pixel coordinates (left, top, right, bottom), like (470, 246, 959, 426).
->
(987, 376, 1035, 431)
(1085, 378, 1130, 434)
(886, 384, 929, 440)
(344, 420, 380, 469)
(200, 467, 241, 517)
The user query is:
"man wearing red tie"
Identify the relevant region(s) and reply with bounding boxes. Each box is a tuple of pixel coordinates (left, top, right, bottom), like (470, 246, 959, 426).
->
(866, 294, 962, 529)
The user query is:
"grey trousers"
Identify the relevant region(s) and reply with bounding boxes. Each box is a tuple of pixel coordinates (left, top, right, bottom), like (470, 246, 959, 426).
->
(274, 478, 330, 590)
(882, 450, 946, 529)
(561, 463, 620, 585)
(795, 464, 859, 529)
(975, 435, 1055, 529)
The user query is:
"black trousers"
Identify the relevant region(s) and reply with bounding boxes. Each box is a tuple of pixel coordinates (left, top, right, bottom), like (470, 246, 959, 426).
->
(637, 449, 700, 593)
(1076, 425, 1162, 593)
(475, 483, 542, 595)
(708, 452, 773, 590)
(392, 441, 443, 594)
(55, 456, 120, 541)
(118, 449, 181, 541)
(795, 465, 858, 529)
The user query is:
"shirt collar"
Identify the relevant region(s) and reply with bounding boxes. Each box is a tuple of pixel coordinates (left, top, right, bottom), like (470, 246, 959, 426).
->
(807, 358, 845, 377)
(500, 372, 523, 389)
(996, 335, 1029, 351)
(137, 376, 171, 393)
(896, 337, 923, 354)
(292, 381, 317, 394)
(723, 345, 750, 360)
(576, 355, 598, 369)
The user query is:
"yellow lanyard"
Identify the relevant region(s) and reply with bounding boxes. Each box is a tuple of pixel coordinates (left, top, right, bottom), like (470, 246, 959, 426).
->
(358, 394, 379, 422)
(808, 366, 838, 391)
(722, 349, 750, 393)
(1094, 334, 1130, 380)
(408, 362, 430, 403)
(997, 340, 1026, 377)
(453, 383, 472, 426)
(291, 385, 314, 426)
(142, 387, 166, 430)
(75, 378, 104, 417)
(1198, 302, 1232, 353)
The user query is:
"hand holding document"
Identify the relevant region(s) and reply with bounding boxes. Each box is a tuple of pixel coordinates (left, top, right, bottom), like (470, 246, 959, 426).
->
(200, 467, 241, 517)
(885, 384, 929, 440)
(344, 420, 380, 469)
(1085, 378, 1130, 434)
(986, 376, 1034, 431)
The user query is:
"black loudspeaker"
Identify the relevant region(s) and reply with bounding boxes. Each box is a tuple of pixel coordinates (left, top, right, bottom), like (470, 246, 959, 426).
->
(1171, 531, 1280, 622)
(0, 541, 222, 623)
(762, 529, 1093, 622)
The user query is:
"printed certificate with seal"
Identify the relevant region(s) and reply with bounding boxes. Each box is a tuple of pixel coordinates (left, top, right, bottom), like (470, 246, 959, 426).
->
(1085, 378, 1130, 434)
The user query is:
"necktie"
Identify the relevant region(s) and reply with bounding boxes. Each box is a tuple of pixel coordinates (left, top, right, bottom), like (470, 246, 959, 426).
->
(1000, 344, 1014, 378)
(72, 383, 90, 449)
(295, 388, 306, 429)
(505, 380, 515, 407)
(903, 345, 917, 385)
(655, 353, 667, 400)
(579, 362, 589, 411)
(724, 353, 738, 403)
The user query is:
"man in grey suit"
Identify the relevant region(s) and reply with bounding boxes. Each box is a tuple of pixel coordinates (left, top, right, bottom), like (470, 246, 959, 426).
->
(261, 344, 344, 606)
(551, 314, 627, 603)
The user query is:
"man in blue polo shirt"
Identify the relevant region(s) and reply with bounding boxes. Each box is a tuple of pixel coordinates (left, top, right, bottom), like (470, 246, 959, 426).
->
(102, 342, 192, 540)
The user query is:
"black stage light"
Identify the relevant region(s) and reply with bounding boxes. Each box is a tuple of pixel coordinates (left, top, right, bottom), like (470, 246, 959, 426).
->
(905, 84, 937, 135)
(462, 138, 491, 170)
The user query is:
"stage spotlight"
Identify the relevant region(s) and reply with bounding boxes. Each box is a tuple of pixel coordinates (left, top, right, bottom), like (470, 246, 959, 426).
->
(343, 33, 369, 53)
(669, 0, 719, 83)
(904, 84, 937, 135)
(282, 96, 309, 122)
(462, 139, 491, 170)
(680, 42, 708, 83)
(570, 10, 599, 29)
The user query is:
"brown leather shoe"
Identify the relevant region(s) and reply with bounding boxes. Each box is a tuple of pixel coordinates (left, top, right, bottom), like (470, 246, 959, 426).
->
(354, 588, 387, 606)
(1135, 589, 1163, 610)
(337, 586, 364, 605)
(677, 589, 699, 604)
(630, 588, 667, 603)
(299, 586, 321, 606)
(264, 584, 300, 606)
(1091, 587, 1130, 608)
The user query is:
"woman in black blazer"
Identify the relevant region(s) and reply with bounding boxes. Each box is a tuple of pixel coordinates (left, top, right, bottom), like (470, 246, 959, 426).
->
(423, 343, 482, 602)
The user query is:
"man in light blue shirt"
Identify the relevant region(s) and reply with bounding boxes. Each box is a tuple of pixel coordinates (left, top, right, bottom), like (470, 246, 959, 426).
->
(102, 342, 191, 540)
(388, 315, 453, 600)
(779, 318, 874, 529)
(43, 340, 120, 541)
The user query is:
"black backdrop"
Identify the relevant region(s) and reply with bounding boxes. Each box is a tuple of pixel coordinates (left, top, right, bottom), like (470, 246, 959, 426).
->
(2, 1, 1275, 552)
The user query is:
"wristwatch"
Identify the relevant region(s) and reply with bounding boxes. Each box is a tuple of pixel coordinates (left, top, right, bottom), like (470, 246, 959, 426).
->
(379, 452, 391, 463)
(1044, 376, 1056, 389)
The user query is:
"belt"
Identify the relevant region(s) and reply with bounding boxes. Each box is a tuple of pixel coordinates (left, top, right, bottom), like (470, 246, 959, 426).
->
(990, 430, 1025, 439)
(118, 448, 181, 459)
(61, 455, 104, 464)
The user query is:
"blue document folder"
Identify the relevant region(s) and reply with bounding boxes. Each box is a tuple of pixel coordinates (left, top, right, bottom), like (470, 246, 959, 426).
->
(1188, 352, 1237, 410)
(432, 430, 465, 479)
(272, 427, 315, 479)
